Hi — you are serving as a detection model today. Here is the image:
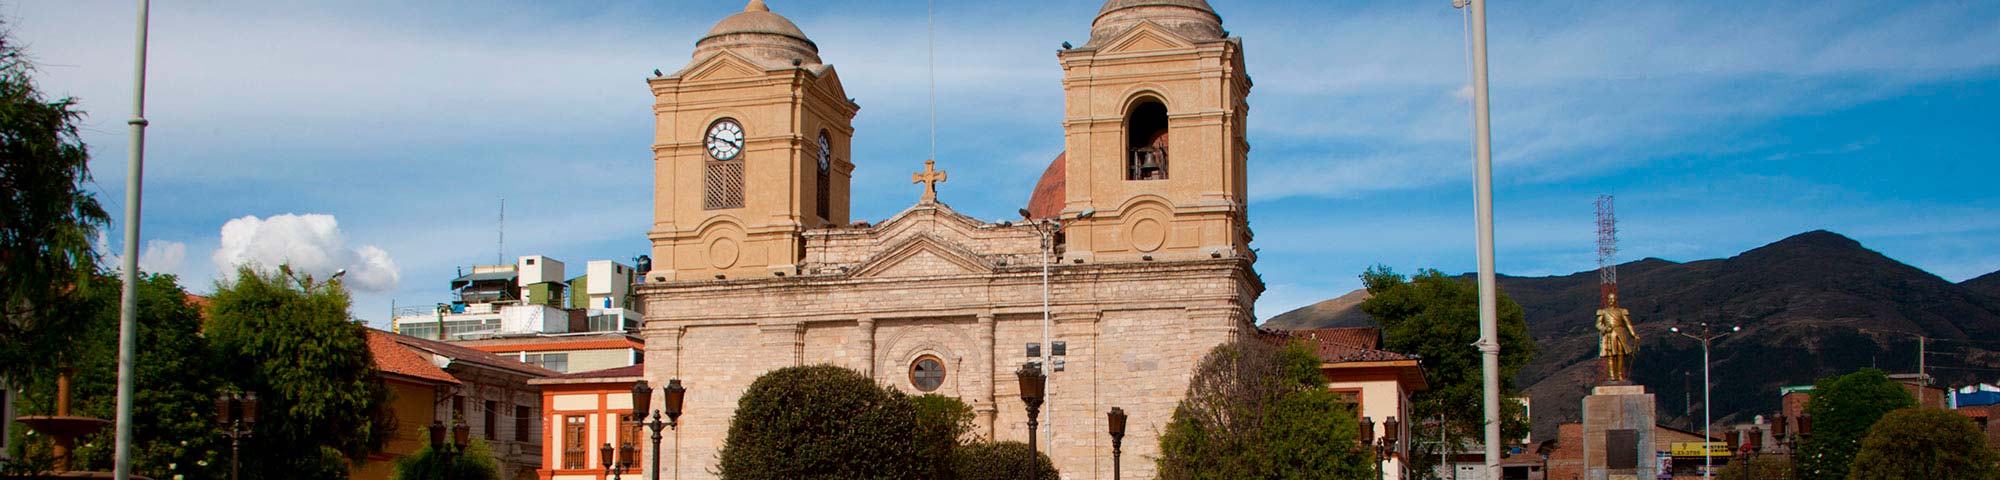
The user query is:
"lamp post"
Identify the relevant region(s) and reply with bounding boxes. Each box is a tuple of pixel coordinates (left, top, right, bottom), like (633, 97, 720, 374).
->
(1107, 407, 1127, 480)
(1360, 416, 1400, 480)
(428, 420, 471, 480)
(1017, 363, 1046, 480)
(1016, 207, 1093, 448)
(632, 379, 686, 480)
(1671, 322, 1738, 480)
(213, 392, 257, 480)
(601, 442, 636, 480)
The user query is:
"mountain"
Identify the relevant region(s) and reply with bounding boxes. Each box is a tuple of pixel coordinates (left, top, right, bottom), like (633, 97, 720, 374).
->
(1966, 270, 2000, 300)
(1269, 230, 2000, 439)
(1262, 289, 1374, 330)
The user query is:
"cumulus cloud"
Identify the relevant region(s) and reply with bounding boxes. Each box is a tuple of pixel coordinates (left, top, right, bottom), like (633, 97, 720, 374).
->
(138, 240, 188, 274)
(213, 214, 400, 292)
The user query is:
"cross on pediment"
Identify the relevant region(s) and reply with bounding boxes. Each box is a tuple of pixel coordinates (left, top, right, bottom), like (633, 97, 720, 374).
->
(911, 159, 947, 204)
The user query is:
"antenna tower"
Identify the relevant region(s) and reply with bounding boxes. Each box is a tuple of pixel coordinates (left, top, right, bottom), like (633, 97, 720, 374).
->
(1595, 195, 1617, 304)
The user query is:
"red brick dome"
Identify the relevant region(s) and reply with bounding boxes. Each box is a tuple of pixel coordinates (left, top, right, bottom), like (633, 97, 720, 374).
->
(1025, 152, 1066, 220)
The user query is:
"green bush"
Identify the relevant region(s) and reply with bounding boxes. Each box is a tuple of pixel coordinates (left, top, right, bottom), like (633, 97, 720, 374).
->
(718, 364, 947, 479)
(391, 427, 502, 480)
(1795, 368, 1915, 480)
(950, 441, 1058, 480)
(1156, 338, 1373, 479)
(1847, 407, 2000, 480)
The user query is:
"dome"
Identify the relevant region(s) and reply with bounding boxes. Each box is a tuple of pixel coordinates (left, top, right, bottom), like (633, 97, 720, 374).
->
(1086, 0, 1223, 48)
(693, 0, 822, 70)
(1025, 152, 1066, 220)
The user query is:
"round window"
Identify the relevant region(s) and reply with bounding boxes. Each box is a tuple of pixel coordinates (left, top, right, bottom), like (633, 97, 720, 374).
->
(910, 355, 946, 392)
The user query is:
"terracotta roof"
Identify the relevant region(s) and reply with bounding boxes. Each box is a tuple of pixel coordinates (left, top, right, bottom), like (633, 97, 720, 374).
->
(1259, 326, 1416, 363)
(367, 330, 459, 385)
(379, 330, 560, 378)
(528, 364, 646, 386)
(1026, 152, 1066, 220)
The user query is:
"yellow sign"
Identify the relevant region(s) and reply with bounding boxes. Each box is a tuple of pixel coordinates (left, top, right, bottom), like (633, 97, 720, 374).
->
(1670, 442, 1730, 457)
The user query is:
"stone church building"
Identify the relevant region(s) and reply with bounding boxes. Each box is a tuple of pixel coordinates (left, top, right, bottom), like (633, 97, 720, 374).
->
(637, 1, 1261, 478)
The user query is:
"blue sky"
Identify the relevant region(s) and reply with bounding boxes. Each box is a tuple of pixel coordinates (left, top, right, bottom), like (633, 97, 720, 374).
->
(9, 0, 1998, 325)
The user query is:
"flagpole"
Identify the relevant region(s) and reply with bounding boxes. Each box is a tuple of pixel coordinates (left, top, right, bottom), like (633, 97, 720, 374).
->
(1456, 0, 1505, 477)
(112, 0, 152, 478)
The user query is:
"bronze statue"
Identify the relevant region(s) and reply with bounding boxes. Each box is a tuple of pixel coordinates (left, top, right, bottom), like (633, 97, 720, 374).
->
(1596, 293, 1639, 382)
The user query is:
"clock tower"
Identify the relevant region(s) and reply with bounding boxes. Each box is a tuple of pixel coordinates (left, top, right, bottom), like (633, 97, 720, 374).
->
(646, 0, 859, 282)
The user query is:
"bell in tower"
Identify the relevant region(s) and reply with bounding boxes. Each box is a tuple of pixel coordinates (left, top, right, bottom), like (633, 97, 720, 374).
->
(1052, 0, 1252, 263)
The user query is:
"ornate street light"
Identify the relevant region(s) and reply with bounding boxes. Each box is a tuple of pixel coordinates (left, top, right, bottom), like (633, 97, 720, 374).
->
(1358, 416, 1399, 480)
(1017, 363, 1047, 480)
(1107, 407, 1127, 480)
(214, 391, 258, 480)
(429, 420, 471, 480)
(602, 442, 636, 480)
(633, 379, 687, 480)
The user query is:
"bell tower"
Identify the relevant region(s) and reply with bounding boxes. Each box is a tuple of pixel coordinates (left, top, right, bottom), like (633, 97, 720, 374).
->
(1056, 0, 1252, 263)
(647, 0, 859, 282)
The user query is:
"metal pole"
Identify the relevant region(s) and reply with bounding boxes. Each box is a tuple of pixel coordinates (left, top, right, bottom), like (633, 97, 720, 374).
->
(1040, 225, 1055, 454)
(650, 413, 663, 480)
(229, 434, 239, 480)
(1027, 408, 1040, 480)
(1462, 0, 1503, 477)
(1702, 332, 1712, 480)
(112, 1, 151, 478)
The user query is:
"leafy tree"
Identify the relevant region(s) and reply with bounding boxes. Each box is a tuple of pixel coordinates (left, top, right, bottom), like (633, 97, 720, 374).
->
(1847, 407, 1999, 480)
(1156, 338, 1373, 479)
(0, 18, 110, 382)
(1717, 454, 1793, 480)
(206, 265, 393, 479)
(5, 273, 224, 479)
(391, 427, 502, 480)
(718, 364, 947, 479)
(950, 441, 1057, 480)
(913, 393, 978, 444)
(1794, 368, 1915, 480)
(1358, 266, 1535, 474)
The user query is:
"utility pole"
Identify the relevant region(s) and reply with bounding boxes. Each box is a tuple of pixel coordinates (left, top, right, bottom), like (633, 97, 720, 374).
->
(112, 1, 152, 478)
(1451, 0, 1503, 475)
(1673, 322, 1739, 480)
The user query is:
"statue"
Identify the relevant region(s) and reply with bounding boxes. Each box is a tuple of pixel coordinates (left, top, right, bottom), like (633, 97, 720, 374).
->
(1596, 293, 1639, 383)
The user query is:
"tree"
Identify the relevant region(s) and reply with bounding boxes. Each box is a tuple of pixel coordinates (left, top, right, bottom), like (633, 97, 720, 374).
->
(1794, 368, 1915, 480)
(391, 428, 502, 480)
(950, 441, 1057, 480)
(5, 273, 224, 479)
(1156, 338, 1373, 479)
(1847, 407, 1999, 480)
(0, 18, 111, 382)
(718, 364, 948, 479)
(1358, 266, 1536, 474)
(912, 392, 977, 473)
(206, 265, 393, 479)
(1717, 454, 1792, 480)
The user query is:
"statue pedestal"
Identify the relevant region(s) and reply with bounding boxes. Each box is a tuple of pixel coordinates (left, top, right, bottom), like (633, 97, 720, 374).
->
(1581, 384, 1656, 480)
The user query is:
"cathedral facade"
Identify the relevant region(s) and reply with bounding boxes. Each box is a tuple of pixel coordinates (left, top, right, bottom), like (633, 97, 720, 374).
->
(636, 1, 1259, 478)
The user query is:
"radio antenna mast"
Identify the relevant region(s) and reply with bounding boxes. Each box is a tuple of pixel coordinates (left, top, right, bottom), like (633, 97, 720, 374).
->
(1596, 195, 1618, 304)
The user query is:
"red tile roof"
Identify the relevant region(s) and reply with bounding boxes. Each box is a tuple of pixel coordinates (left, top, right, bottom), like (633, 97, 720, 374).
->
(1258, 326, 1418, 363)
(373, 330, 559, 379)
(557, 364, 644, 380)
(1025, 152, 1066, 220)
(367, 330, 459, 385)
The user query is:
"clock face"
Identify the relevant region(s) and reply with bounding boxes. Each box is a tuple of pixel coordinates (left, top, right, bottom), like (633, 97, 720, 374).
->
(705, 119, 744, 161)
(817, 132, 831, 172)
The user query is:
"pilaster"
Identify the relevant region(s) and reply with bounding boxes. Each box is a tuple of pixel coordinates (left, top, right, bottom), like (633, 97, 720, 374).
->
(759, 322, 804, 370)
(857, 317, 877, 380)
(976, 313, 998, 438)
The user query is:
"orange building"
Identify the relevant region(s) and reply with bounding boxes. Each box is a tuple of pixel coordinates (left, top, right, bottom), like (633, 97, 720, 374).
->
(359, 330, 558, 480)
(527, 364, 647, 480)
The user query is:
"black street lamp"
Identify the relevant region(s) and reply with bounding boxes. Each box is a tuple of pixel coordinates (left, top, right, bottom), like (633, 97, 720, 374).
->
(1107, 407, 1127, 480)
(601, 442, 637, 480)
(214, 391, 258, 480)
(1359, 416, 1400, 480)
(633, 378, 687, 480)
(1017, 363, 1046, 480)
(429, 420, 471, 480)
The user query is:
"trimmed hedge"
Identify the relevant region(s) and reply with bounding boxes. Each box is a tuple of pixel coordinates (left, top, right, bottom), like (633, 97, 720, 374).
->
(718, 365, 947, 479)
(951, 441, 1058, 480)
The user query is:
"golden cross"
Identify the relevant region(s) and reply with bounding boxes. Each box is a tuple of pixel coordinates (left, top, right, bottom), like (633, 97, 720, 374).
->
(911, 159, 947, 204)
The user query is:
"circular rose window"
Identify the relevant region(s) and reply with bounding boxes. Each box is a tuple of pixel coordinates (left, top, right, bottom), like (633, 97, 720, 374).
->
(910, 355, 946, 392)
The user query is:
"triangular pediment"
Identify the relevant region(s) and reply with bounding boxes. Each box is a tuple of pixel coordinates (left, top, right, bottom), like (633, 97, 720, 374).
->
(812, 66, 851, 104)
(684, 53, 767, 82)
(1102, 23, 1194, 54)
(849, 234, 991, 279)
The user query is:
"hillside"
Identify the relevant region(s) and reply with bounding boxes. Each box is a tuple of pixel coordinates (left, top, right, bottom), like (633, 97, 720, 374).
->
(1268, 230, 2000, 439)
(1966, 270, 2000, 300)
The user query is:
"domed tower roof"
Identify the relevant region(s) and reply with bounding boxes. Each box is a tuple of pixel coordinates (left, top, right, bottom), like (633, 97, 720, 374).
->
(1025, 152, 1066, 220)
(1085, 0, 1223, 48)
(692, 0, 822, 70)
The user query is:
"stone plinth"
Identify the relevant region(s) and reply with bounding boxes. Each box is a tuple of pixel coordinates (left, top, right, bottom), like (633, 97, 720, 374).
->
(1581, 384, 1656, 480)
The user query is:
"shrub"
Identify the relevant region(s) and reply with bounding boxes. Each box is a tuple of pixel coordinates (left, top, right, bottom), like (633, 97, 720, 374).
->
(950, 441, 1057, 480)
(1848, 407, 2000, 480)
(1795, 368, 1915, 480)
(718, 364, 946, 479)
(1156, 338, 1373, 479)
(391, 427, 501, 480)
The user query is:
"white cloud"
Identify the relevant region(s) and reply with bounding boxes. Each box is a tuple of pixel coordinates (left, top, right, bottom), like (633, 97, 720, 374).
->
(213, 214, 400, 292)
(138, 239, 186, 274)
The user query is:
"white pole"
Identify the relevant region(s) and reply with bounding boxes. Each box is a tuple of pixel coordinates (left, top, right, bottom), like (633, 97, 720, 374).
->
(1040, 224, 1054, 456)
(1465, 0, 1504, 477)
(1702, 334, 1712, 480)
(112, 0, 152, 478)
